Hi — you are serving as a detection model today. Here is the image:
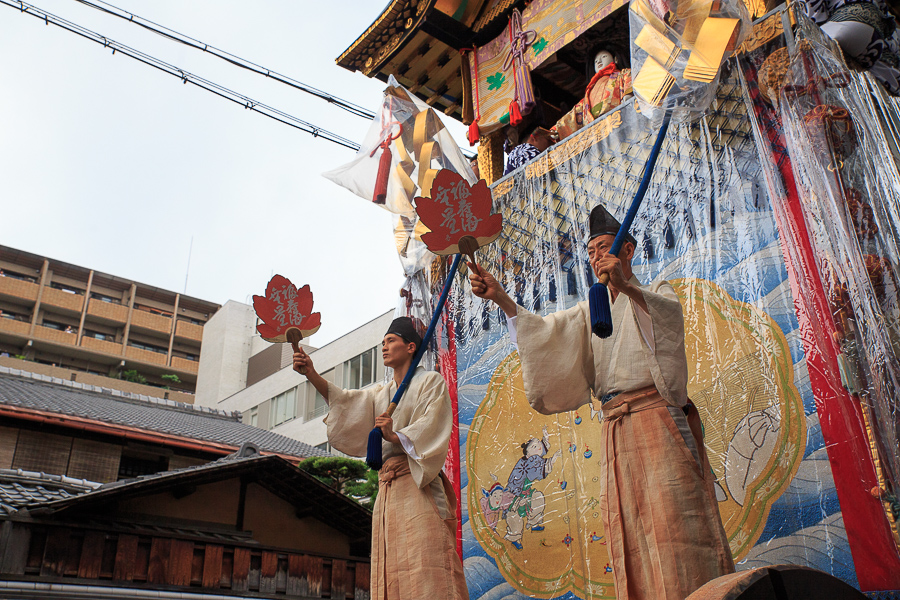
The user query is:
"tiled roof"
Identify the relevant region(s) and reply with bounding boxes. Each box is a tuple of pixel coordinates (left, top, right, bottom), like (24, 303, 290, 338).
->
(0, 468, 100, 515)
(29, 452, 373, 544)
(0, 450, 372, 548)
(0, 368, 329, 459)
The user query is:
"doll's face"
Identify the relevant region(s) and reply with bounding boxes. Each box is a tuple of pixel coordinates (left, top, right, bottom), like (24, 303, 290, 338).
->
(594, 50, 615, 72)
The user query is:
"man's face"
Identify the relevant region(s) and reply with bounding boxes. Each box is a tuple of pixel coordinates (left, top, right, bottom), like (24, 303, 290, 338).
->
(526, 439, 543, 457)
(382, 333, 416, 369)
(587, 235, 633, 278)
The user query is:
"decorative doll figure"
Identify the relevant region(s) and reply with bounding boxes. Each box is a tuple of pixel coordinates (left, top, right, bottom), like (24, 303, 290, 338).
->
(594, 49, 615, 73)
(551, 44, 633, 140)
(583, 45, 633, 122)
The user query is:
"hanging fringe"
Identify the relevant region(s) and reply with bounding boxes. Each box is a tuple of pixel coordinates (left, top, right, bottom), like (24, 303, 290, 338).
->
(509, 100, 523, 126)
(468, 120, 481, 146)
(589, 283, 612, 338)
(642, 233, 655, 259)
(371, 114, 402, 205)
(372, 143, 392, 204)
(664, 218, 675, 248)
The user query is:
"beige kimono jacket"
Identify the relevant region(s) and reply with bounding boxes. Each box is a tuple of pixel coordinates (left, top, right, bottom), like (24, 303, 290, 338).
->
(515, 277, 734, 600)
(325, 367, 468, 600)
(516, 276, 689, 413)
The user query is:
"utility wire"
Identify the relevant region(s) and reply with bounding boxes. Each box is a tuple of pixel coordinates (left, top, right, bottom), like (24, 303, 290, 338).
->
(2, 0, 362, 151)
(68, 0, 377, 121)
(67, 0, 477, 160)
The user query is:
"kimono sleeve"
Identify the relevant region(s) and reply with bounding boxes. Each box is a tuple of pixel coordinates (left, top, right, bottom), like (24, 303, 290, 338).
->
(641, 281, 689, 406)
(395, 372, 453, 488)
(324, 382, 383, 457)
(515, 303, 596, 415)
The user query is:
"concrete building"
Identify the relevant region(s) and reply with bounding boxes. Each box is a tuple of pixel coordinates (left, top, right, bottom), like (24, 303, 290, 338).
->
(0, 245, 220, 397)
(196, 304, 393, 453)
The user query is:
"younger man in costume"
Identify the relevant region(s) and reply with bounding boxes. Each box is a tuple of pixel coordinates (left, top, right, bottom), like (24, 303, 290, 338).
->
(293, 317, 468, 600)
(468, 205, 733, 600)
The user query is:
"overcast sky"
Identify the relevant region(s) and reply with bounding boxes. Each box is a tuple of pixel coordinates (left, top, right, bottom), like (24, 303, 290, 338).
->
(0, 0, 470, 345)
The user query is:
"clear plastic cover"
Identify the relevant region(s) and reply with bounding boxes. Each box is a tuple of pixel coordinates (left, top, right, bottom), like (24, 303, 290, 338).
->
(453, 18, 898, 598)
(628, 0, 752, 119)
(771, 9, 900, 561)
(323, 76, 476, 278)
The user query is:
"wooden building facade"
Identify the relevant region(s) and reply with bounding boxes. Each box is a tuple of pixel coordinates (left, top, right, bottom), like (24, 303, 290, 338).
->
(0, 453, 372, 600)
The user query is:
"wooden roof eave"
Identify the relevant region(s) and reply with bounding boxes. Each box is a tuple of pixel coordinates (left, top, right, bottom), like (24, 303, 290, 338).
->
(338, 0, 513, 76)
(337, 0, 439, 75)
(28, 455, 373, 542)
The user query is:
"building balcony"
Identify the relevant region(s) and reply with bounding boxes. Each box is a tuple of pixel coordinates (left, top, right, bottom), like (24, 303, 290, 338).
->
(0, 318, 31, 338)
(126, 345, 167, 366)
(170, 355, 199, 374)
(88, 298, 128, 323)
(0, 277, 39, 302)
(33, 325, 76, 346)
(80, 336, 124, 357)
(42, 287, 85, 313)
(131, 308, 173, 334)
(175, 319, 203, 341)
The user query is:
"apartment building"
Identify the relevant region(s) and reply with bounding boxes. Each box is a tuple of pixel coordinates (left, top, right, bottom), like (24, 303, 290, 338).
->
(0, 245, 220, 395)
(196, 304, 393, 453)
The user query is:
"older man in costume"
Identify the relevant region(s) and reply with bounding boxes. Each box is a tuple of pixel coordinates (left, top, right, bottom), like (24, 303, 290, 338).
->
(468, 205, 733, 600)
(293, 317, 468, 600)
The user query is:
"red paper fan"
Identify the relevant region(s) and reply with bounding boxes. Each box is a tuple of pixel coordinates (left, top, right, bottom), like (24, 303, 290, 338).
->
(415, 169, 503, 257)
(252, 275, 321, 343)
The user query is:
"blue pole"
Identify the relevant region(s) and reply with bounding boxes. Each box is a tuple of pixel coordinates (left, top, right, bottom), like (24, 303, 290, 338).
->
(366, 253, 463, 469)
(590, 114, 671, 338)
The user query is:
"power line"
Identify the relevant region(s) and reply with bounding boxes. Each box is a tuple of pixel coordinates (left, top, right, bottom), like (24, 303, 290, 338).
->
(68, 0, 377, 121)
(67, 0, 477, 160)
(2, 0, 362, 151)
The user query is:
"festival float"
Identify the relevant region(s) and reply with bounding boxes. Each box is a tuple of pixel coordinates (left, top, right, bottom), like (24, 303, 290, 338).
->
(327, 0, 900, 597)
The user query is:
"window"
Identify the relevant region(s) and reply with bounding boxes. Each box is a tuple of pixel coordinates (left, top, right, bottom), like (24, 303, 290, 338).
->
(118, 453, 167, 480)
(129, 341, 167, 354)
(85, 330, 113, 341)
(315, 442, 331, 452)
(249, 406, 258, 427)
(50, 282, 83, 295)
(1, 271, 37, 283)
(271, 387, 296, 426)
(342, 347, 377, 390)
(310, 390, 328, 420)
(91, 292, 120, 304)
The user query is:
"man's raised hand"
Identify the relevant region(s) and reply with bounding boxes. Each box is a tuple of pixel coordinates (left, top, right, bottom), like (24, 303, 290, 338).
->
(468, 262, 518, 317)
(292, 348, 315, 376)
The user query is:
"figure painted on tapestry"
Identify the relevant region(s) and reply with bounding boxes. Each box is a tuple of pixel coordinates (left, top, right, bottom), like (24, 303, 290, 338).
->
(503, 426, 561, 550)
(479, 482, 509, 531)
